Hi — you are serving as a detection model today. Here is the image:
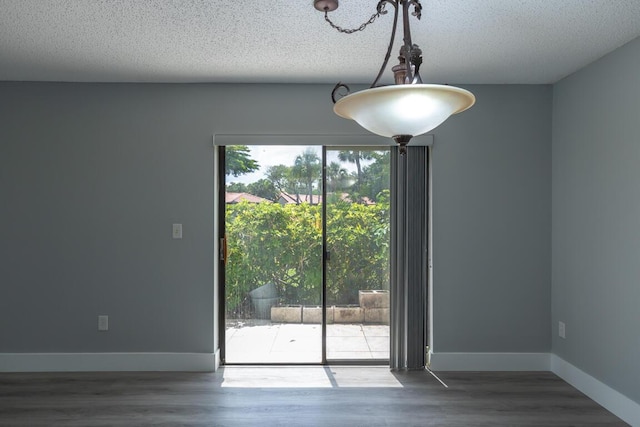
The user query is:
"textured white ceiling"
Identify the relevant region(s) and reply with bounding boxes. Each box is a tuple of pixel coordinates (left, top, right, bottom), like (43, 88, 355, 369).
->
(0, 0, 639, 84)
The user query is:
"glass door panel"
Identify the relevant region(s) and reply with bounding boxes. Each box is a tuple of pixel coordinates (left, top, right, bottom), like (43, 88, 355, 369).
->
(224, 145, 323, 363)
(325, 148, 391, 361)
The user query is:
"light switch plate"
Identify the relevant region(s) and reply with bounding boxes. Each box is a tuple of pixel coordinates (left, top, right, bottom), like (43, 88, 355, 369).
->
(172, 223, 182, 239)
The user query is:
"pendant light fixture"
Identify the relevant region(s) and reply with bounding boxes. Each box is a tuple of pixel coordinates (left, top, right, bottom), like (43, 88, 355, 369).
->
(314, 0, 475, 154)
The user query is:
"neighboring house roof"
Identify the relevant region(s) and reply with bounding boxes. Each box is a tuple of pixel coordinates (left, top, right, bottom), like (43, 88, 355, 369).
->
(278, 192, 322, 205)
(225, 192, 270, 204)
(277, 192, 375, 206)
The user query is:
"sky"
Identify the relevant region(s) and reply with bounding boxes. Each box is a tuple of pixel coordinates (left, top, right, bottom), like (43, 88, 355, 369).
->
(226, 146, 372, 185)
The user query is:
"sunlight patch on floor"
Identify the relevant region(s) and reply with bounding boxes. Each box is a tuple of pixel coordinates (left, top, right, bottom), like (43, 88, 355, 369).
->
(220, 366, 403, 388)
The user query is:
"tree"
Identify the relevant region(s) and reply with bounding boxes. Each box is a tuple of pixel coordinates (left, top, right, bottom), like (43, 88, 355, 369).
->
(226, 146, 259, 177)
(326, 161, 349, 193)
(266, 164, 293, 193)
(292, 149, 321, 204)
(226, 182, 247, 193)
(360, 151, 390, 202)
(338, 150, 373, 188)
(247, 179, 278, 201)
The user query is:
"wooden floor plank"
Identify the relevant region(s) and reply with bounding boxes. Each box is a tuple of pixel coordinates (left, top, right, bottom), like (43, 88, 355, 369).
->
(0, 368, 628, 426)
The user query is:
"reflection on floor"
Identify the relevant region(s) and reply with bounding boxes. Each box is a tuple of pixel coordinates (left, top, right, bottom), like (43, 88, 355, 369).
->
(225, 321, 389, 363)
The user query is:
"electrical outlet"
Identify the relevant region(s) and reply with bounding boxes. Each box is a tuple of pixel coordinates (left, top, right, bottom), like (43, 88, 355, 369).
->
(98, 315, 109, 331)
(558, 321, 566, 339)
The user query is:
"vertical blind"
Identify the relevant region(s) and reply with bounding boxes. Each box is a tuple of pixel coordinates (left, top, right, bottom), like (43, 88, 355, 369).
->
(390, 146, 428, 370)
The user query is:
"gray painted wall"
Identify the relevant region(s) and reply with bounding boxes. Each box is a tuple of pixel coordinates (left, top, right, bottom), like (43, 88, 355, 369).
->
(432, 85, 552, 352)
(552, 36, 640, 403)
(0, 82, 551, 355)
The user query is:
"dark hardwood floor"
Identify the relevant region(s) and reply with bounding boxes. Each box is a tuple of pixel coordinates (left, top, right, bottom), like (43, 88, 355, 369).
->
(0, 367, 627, 426)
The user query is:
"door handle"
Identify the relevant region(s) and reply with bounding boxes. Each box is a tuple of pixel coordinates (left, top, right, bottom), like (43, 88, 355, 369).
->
(220, 237, 228, 265)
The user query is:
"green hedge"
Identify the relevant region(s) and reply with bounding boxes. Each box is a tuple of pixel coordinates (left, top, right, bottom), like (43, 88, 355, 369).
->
(225, 197, 390, 317)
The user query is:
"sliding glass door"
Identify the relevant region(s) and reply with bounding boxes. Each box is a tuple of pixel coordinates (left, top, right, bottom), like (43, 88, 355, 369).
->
(221, 145, 390, 364)
(325, 149, 390, 361)
(223, 145, 323, 363)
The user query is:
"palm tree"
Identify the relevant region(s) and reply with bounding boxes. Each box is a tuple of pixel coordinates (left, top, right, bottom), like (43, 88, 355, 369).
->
(338, 150, 373, 187)
(293, 149, 321, 204)
(326, 161, 348, 193)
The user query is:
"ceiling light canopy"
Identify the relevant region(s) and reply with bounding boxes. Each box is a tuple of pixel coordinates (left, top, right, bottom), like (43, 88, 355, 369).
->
(315, 0, 475, 154)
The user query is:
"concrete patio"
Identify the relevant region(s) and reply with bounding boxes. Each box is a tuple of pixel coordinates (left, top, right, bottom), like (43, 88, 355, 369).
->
(225, 321, 389, 363)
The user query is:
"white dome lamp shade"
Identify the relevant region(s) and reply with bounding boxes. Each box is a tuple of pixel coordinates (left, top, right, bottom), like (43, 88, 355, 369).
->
(333, 84, 475, 146)
(315, 0, 475, 154)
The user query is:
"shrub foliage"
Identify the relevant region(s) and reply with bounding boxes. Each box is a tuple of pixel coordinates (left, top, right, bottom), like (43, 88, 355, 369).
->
(225, 199, 390, 317)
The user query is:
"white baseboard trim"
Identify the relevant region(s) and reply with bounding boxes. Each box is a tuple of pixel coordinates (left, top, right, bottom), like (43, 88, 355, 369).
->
(214, 348, 221, 371)
(429, 352, 551, 371)
(551, 354, 640, 426)
(0, 352, 216, 373)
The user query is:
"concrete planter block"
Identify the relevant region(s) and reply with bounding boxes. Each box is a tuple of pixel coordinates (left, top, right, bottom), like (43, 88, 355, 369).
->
(270, 306, 302, 323)
(364, 308, 389, 324)
(358, 290, 389, 309)
(302, 306, 334, 324)
(333, 306, 364, 323)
